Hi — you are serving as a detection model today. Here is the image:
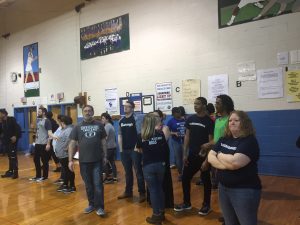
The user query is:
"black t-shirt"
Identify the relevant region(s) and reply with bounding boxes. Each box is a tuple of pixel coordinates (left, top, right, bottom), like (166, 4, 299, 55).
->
(213, 135, 262, 189)
(136, 130, 168, 167)
(185, 114, 214, 155)
(119, 114, 138, 150)
(69, 120, 107, 163)
(1, 117, 18, 144)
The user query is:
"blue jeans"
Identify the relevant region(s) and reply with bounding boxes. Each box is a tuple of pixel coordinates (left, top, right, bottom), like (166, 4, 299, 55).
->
(169, 138, 183, 174)
(80, 161, 104, 210)
(143, 162, 165, 215)
(121, 149, 145, 194)
(219, 183, 261, 225)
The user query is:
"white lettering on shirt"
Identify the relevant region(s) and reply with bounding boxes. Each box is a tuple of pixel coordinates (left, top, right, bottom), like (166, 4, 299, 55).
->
(148, 136, 163, 145)
(189, 122, 205, 128)
(121, 123, 134, 127)
(81, 125, 99, 138)
(221, 143, 237, 151)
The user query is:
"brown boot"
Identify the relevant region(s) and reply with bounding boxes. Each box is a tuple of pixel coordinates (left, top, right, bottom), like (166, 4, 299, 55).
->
(117, 192, 133, 200)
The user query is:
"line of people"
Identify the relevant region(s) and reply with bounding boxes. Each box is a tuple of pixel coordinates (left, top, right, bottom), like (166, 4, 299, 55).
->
(0, 94, 263, 225)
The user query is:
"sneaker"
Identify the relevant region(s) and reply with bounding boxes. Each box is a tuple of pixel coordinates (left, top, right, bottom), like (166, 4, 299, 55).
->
(113, 177, 118, 182)
(170, 165, 176, 169)
(146, 214, 163, 224)
(54, 179, 64, 185)
(174, 203, 192, 212)
(36, 177, 48, 182)
(198, 205, 211, 216)
(84, 205, 95, 214)
(29, 177, 40, 181)
(57, 185, 68, 192)
(1, 171, 13, 178)
(96, 208, 106, 217)
(64, 186, 76, 193)
(254, 2, 264, 9)
(138, 193, 146, 203)
(104, 178, 114, 184)
(11, 172, 19, 179)
(117, 192, 133, 200)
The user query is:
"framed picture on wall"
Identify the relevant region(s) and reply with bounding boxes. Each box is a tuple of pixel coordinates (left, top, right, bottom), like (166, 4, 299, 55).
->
(218, 0, 300, 28)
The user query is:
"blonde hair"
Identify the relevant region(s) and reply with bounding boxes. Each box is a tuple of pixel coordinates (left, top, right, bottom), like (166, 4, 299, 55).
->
(224, 110, 255, 138)
(141, 113, 160, 140)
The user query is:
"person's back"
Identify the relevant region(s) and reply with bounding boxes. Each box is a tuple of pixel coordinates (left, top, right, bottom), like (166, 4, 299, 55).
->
(105, 123, 116, 149)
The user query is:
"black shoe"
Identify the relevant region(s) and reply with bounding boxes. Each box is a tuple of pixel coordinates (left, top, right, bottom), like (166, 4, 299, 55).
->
(198, 205, 211, 216)
(53, 167, 61, 172)
(138, 193, 146, 203)
(11, 171, 19, 179)
(146, 214, 163, 224)
(1, 171, 13, 178)
(117, 192, 133, 200)
(174, 203, 192, 212)
(57, 185, 68, 192)
(29, 177, 40, 181)
(104, 178, 114, 184)
(218, 216, 225, 222)
(64, 186, 76, 193)
(53, 179, 64, 185)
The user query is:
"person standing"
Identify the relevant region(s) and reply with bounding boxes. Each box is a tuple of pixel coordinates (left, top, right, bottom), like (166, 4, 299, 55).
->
(167, 107, 185, 180)
(117, 101, 146, 202)
(0, 109, 20, 179)
(54, 116, 75, 193)
(174, 97, 214, 216)
(136, 114, 169, 224)
(68, 105, 107, 216)
(29, 107, 54, 182)
(101, 112, 118, 183)
(208, 111, 262, 225)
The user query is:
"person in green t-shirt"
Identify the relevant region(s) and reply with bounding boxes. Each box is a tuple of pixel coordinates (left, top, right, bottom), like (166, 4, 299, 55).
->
(212, 95, 235, 190)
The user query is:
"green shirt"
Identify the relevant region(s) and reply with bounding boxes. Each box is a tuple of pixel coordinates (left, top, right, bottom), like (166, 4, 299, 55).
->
(213, 116, 229, 143)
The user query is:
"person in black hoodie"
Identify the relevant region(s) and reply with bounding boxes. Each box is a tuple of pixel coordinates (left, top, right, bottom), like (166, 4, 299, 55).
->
(0, 109, 20, 179)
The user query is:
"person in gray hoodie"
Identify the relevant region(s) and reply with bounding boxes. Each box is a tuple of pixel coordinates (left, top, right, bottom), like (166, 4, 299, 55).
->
(54, 116, 75, 193)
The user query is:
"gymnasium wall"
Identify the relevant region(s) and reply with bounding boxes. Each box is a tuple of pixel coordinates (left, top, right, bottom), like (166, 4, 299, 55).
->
(0, 0, 300, 177)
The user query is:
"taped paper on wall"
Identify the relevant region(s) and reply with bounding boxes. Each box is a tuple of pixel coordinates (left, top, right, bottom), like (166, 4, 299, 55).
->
(208, 74, 228, 103)
(257, 68, 283, 99)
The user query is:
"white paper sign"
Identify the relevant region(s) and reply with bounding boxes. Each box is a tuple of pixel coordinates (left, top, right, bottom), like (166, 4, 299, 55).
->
(257, 68, 283, 99)
(277, 52, 289, 65)
(237, 61, 256, 81)
(208, 74, 229, 102)
(182, 79, 201, 105)
(290, 50, 300, 64)
(155, 82, 172, 111)
(105, 88, 118, 114)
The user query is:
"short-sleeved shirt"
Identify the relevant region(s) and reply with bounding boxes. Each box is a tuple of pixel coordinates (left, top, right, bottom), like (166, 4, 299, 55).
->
(119, 114, 138, 150)
(104, 123, 117, 149)
(185, 114, 214, 155)
(167, 117, 185, 144)
(69, 120, 107, 163)
(36, 118, 52, 145)
(213, 135, 262, 189)
(214, 116, 228, 143)
(55, 125, 73, 159)
(136, 130, 167, 167)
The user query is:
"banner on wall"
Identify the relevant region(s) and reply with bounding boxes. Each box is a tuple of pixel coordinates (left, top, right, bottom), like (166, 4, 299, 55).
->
(218, 0, 300, 28)
(80, 14, 130, 60)
(155, 82, 173, 111)
(182, 79, 201, 106)
(105, 88, 118, 114)
(285, 70, 300, 102)
(257, 67, 283, 99)
(208, 74, 228, 103)
(23, 42, 40, 97)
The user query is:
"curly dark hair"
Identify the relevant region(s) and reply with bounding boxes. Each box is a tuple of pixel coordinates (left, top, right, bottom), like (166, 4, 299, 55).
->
(217, 94, 234, 114)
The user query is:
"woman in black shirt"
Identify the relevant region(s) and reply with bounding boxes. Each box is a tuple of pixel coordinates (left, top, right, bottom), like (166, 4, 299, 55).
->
(136, 113, 168, 224)
(208, 110, 261, 225)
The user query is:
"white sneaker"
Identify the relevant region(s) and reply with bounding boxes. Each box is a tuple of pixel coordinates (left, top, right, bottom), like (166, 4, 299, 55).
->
(254, 2, 264, 9)
(96, 208, 106, 217)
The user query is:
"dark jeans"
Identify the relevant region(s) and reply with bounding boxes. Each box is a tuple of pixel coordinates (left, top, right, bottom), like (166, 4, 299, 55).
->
(7, 141, 18, 172)
(105, 148, 117, 178)
(80, 161, 104, 210)
(144, 162, 166, 215)
(121, 149, 145, 195)
(34, 144, 51, 178)
(169, 138, 183, 174)
(182, 154, 211, 207)
(59, 157, 75, 187)
(219, 183, 261, 225)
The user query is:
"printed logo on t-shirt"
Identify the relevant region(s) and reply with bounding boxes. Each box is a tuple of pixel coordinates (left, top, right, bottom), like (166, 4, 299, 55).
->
(148, 136, 163, 145)
(121, 123, 134, 127)
(81, 125, 99, 138)
(189, 122, 206, 128)
(221, 143, 237, 151)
